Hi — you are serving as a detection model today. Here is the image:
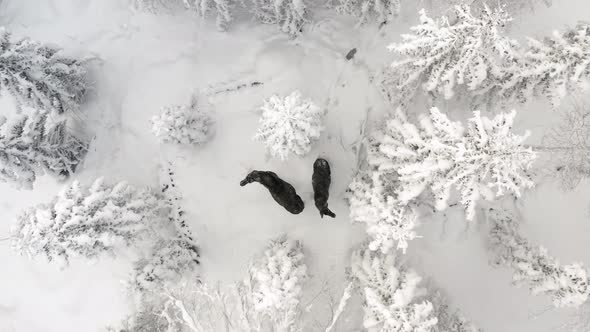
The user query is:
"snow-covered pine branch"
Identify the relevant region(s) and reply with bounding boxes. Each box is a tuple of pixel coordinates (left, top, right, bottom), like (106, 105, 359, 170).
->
(334, 0, 401, 26)
(11, 178, 165, 265)
(350, 247, 438, 332)
(488, 208, 590, 308)
(250, 0, 307, 35)
(130, 163, 200, 291)
(367, 107, 535, 220)
(347, 170, 420, 254)
(0, 112, 87, 190)
(500, 23, 590, 108)
(254, 90, 324, 161)
(249, 234, 308, 331)
(0, 28, 88, 114)
(382, 4, 516, 107)
(133, 0, 233, 30)
(151, 95, 213, 145)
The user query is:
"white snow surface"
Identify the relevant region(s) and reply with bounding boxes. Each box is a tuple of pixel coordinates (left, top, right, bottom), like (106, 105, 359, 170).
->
(0, 0, 589, 331)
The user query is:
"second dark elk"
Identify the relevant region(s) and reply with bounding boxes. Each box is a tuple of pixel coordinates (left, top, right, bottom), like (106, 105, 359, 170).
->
(240, 170, 304, 214)
(312, 158, 336, 218)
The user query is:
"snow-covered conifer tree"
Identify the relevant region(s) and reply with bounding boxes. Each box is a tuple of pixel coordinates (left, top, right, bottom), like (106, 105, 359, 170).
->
(0, 28, 88, 114)
(11, 178, 165, 265)
(334, 0, 401, 25)
(350, 247, 438, 331)
(151, 95, 213, 145)
(488, 208, 590, 308)
(347, 171, 420, 254)
(0, 112, 87, 189)
(428, 289, 482, 332)
(382, 5, 516, 107)
(250, 0, 307, 35)
(248, 235, 307, 331)
(254, 90, 324, 161)
(366, 107, 535, 220)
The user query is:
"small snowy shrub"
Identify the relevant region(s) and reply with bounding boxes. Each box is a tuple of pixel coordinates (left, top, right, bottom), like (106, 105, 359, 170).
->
(350, 247, 438, 331)
(0, 28, 88, 114)
(11, 178, 165, 265)
(151, 97, 213, 145)
(134, 0, 233, 30)
(251, 0, 308, 35)
(254, 90, 324, 161)
(0, 112, 88, 190)
(249, 235, 307, 330)
(488, 208, 590, 308)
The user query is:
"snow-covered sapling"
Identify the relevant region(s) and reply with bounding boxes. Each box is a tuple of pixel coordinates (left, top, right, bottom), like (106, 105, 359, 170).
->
(254, 90, 324, 161)
(368, 107, 536, 220)
(350, 247, 438, 331)
(488, 208, 590, 308)
(0, 112, 87, 190)
(240, 170, 305, 214)
(0, 28, 88, 114)
(312, 158, 336, 218)
(250, 0, 308, 35)
(249, 235, 307, 331)
(134, 0, 233, 31)
(151, 95, 213, 145)
(11, 178, 164, 265)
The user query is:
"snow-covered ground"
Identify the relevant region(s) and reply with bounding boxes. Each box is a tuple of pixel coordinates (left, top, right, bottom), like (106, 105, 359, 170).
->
(1, 0, 590, 331)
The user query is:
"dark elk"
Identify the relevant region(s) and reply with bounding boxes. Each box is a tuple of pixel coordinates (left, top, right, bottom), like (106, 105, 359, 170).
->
(240, 170, 304, 214)
(312, 158, 336, 218)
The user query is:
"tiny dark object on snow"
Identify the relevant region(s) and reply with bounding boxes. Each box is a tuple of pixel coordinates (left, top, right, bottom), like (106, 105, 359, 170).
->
(345, 48, 357, 60)
(240, 170, 304, 214)
(312, 158, 336, 218)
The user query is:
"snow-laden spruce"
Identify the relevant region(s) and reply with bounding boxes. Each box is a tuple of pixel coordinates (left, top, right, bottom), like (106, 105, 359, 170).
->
(251, 0, 307, 35)
(382, 5, 515, 107)
(134, 0, 232, 30)
(350, 247, 438, 331)
(11, 178, 164, 265)
(347, 171, 420, 254)
(131, 163, 200, 291)
(254, 90, 324, 161)
(0, 112, 87, 190)
(428, 289, 482, 332)
(151, 96, 213, 145)
(249, 235, 307, 331)
(0, 28, 88, 114)
(488, 208, 590, 308)
(334, 0, 401, 26)
(368, 108, 536, 220)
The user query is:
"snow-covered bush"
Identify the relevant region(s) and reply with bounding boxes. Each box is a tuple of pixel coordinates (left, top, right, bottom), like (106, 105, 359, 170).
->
(350, 247, 438, 331)
(488, 208, 590, 308)
(249, 235, 307, 330)
(367, 107, 536, 220)
(382, 5, 515, 107)
(251, 0, 307, 35)
(11, 178, 165, 265)
(334, 0, 401, 25)
(254, 90, 324, 161)
(0, 28, 88, 114)
(0, 112, 87, 189)
(151, 96, 213, 145)
(134, 0, 233, 30)
(347, 171, 420, 254)
(428, 289, 482, 332)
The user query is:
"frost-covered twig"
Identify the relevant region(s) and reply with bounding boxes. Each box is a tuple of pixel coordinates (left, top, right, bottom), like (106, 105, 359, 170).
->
(324, 282, 354, 332)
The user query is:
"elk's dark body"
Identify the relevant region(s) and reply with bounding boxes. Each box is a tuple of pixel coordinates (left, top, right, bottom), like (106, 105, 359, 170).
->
(312, 158, 335, 218)
(240, 170, 304, 214)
